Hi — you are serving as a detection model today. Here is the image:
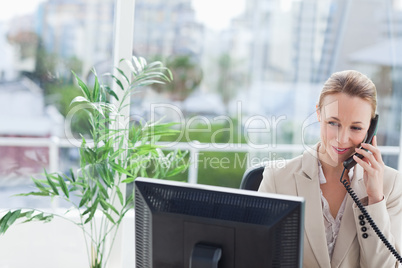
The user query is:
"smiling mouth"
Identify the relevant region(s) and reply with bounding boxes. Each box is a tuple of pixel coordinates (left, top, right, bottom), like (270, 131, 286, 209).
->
(333, 146, 350, 154)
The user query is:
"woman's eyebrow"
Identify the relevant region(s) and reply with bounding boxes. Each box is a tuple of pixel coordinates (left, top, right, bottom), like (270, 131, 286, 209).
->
(327, 116, 363, 124)
(327, 116, 340, 121)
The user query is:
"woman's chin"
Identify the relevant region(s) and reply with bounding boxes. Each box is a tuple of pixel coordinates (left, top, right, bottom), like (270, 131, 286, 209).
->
(326, 153, 349, 167)
(319, 145, 350, 167)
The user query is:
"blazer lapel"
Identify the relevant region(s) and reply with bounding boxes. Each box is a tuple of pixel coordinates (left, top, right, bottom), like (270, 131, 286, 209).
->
(331, 165, 366, 267)
(295, 145, 331, 267)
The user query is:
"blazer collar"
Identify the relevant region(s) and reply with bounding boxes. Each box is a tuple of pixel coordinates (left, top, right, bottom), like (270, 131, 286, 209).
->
(296, 143, 331, 267)
(301, 143, 320, 180)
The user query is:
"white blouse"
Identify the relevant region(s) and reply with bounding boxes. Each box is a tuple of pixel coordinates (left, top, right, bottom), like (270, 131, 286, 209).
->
(318, 161, 354, 259)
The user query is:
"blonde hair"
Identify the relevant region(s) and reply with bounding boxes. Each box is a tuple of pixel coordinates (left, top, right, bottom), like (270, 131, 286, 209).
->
(317, 70, 377, 118)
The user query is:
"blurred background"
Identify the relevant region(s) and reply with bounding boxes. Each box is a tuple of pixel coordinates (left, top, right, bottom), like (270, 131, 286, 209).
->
(1, 0, 402, 267)
(0, 0, 402, 214)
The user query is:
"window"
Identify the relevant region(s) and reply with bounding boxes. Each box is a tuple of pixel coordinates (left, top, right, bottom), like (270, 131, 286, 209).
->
(1, 0, 402, 207)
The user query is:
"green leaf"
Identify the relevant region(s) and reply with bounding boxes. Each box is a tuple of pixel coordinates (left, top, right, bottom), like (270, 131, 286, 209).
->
(102, 211, 116, 224)
(121, 177, 135, 183)
(44, 214, 54, 223)
(115, 187, 124, 206)
(136, 80, 166, 87)
(103, 72, 125, 91)
(101, 198, 120, 217)
(115, 67, 130, 84)
(102, 85, 119, 101)
(23, 212, 54, 223)
(166, 165, 188, 177)
(84, 200, 99, 224)
(105, 201, 119, 215)
(119, 58, 136, 74)
(16, 192, 50, 197)
(70, 96, 89, 106)
(99, 198, 108, 210)
(109, 162, 131, 177)
(57, 175, 70, 198)
(72, 71, 91, 101)
(90, 184, 97, 197)
(79, 188, 91, 208)
(96, 181, 109, 199)
(18, 213, 33, 223)
(112, 74, 124, 91)
(82, 207, 91, 216)
(32, 178, 50, 194)
(63, 169, 76, 184)
(81, 147, 96, 165)
(92, 70, 100, 102)
(103, 168, 114, 188)
(44, 170, 59, 195)
(7, 210, 21, 226)
(145, 60, 163, 69)
(100, 86, 107, 103)
(0, 211, 13, 235)
(95, 164, 112, 188)
(132, 56, 143, 72)
(20, 211, 34, 218)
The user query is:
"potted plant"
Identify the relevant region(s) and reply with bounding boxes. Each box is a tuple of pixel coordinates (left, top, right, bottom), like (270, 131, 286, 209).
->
(0, 56, 188, 268)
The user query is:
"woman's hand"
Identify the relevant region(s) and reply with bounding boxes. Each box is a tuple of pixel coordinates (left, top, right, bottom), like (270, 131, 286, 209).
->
(353, 135, 385, 205)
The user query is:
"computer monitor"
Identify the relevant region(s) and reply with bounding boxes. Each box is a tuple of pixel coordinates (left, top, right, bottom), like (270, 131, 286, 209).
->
(135, 177, 305, 268)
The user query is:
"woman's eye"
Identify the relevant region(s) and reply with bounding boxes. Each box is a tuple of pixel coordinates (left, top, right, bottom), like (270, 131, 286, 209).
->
(351, 126, 362, 131)
(328, 121, 339, 127)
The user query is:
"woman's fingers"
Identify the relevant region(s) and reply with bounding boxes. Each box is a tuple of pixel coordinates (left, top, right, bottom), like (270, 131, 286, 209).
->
(355, 147, 378, 169)
(360, 136, 384, 165)
(353, 153, 374, 172)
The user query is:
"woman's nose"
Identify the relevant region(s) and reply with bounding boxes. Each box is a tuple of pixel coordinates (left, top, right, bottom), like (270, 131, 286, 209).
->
(336, 128, 349, 144)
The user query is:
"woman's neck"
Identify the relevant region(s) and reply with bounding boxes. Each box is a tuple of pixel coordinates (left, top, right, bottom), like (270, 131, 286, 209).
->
(320, 159, 348, 183)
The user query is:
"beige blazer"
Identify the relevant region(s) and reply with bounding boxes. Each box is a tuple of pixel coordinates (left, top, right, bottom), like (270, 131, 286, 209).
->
(258, 143, 402, 268)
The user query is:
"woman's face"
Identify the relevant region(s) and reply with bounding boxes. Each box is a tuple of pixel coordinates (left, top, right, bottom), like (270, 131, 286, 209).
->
(317, 92, 373, 167)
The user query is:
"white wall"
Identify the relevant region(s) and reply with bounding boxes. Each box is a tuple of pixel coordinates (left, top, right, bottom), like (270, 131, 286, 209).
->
(0, 210, 135, 268)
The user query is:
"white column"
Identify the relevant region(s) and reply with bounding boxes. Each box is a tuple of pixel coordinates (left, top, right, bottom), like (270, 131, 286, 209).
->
(188, 148, 199, 184)
(399, 108, 402, 172)
(106, 1, 135, 267)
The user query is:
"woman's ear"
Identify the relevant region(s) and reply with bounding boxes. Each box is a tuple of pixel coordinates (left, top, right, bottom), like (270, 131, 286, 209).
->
(316, 105, 321, 122)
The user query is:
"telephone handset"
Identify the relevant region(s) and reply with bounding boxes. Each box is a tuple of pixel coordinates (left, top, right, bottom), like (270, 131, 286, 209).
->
(343, 114, 379, 170)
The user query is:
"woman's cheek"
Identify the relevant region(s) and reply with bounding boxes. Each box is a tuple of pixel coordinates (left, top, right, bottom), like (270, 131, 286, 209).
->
(325, 125, 336, 142)
(352, 132, 367, 147)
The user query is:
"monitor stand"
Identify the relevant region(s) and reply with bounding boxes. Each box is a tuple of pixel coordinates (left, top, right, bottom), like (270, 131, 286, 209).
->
(190, 243, 222, 268)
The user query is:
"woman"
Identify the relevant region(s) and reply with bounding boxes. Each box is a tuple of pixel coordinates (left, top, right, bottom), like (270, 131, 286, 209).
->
(258, 70, 402, 268)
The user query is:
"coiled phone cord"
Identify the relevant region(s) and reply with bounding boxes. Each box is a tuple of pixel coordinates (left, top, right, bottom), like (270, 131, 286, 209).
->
(339, 167, 402, 264)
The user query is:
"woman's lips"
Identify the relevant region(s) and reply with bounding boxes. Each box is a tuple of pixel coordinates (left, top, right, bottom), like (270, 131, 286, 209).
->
(333, 146, 350, 155)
